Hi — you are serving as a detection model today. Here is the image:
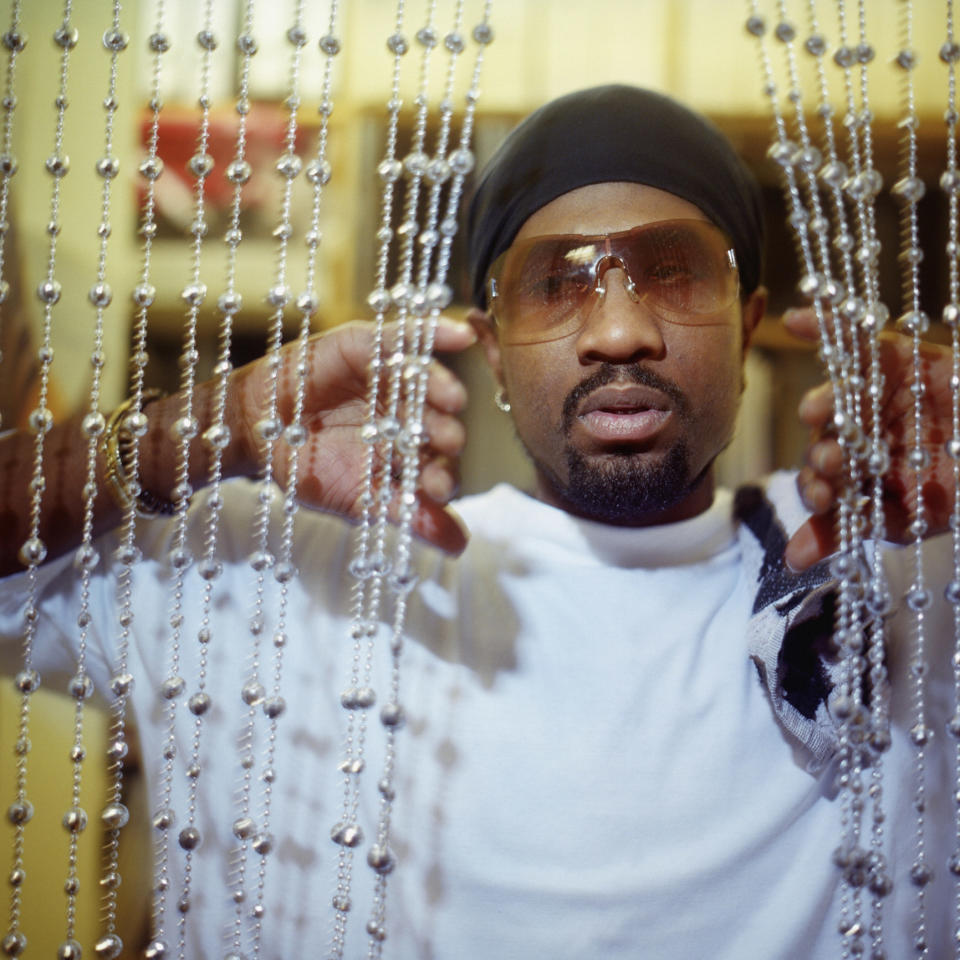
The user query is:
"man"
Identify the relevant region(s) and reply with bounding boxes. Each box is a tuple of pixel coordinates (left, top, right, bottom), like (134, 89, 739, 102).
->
(0, 85, 955, 958)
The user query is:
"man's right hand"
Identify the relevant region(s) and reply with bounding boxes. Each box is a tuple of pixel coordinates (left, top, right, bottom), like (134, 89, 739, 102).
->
(227, 317, 475, 555)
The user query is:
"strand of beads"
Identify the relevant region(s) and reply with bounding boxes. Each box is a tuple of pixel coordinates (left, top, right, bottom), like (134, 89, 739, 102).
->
(100, 6, 170, 956)
(244, 3, 343, 957)
(4, 5, 77, 957)
(328, 4, 409, 957)
(147, 4, 218, 957)
(57, 4, 130, 959)
(892, 2, 935, 956)
(746, 5, 871, 956)
(199, 6, 260, 960)
(362, 4, 477, 953)
(943, 4, 960, 950)
(0, 0, 24, 425)
(225, 3, 311, 955)
(831, 7, 897, 951)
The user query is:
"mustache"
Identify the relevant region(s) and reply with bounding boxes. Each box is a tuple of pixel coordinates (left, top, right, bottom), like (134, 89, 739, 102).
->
(561, 363, 690, 431)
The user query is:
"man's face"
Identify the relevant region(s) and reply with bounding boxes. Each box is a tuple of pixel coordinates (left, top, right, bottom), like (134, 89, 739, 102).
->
(476, 181, 763, 526)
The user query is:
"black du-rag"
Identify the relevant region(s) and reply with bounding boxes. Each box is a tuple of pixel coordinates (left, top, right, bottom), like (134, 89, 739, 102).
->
(466, 84, 765, 308)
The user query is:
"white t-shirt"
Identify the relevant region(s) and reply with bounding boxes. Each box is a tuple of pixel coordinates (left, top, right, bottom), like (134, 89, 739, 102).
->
(0, 477, 954, 959)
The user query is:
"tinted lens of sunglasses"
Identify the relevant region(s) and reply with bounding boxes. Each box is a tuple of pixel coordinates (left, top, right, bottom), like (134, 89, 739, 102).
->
(488, 219, 739, 345)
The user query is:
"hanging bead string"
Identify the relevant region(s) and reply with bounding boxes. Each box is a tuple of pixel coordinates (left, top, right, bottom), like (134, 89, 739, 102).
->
(54, 4, 130, 959)
(164, 4, 258, 959)
(188, 5, 260, 959)
(244, 3, 342, 958)
(147, 3, 217, 956)
(4, 4, 76, 957)
(746, 4, 872, 956)
(893, 2, 935, 956)
(0, 0, 24, 425)
(833, 6, 897, 949)
(328, 3, 409, 956)
(768, 22, 874, 948)
(99, 5, 170, 958)
(224, 2, 309, 955)
(944, 4, 960, 950)
(363, 3, 472, 952)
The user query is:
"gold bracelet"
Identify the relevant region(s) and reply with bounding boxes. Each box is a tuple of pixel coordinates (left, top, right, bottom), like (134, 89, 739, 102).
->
(100, 389, 176, 517)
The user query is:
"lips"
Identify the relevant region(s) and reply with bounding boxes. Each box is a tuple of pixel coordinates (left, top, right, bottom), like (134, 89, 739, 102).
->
(574, 384, 673, 444)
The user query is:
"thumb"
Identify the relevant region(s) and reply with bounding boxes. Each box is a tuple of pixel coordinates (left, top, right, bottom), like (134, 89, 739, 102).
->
(785, 513, 836, 572)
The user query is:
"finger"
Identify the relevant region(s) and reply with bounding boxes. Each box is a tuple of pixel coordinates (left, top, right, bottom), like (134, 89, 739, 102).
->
(432, 316, 479, 353)
(422, 408, 466, 458)
(807, 436, 844, 479)
(796, 465, 835, 515)
(797, 381, 834, 428)
(410, 496, 469, 556)
(419, 456, 459, 504)
(425, 360, 468, 414)
(785, 514, 836, 572)
(782, 306, 821, 342)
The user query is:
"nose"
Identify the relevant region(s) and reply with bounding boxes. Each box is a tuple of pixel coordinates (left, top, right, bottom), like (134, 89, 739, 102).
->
(575, 266, 666, 364)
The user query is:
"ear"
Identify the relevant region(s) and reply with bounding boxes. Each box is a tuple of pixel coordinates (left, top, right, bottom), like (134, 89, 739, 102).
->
(467, 306, 504, 387)
(740, 286, 767, 356)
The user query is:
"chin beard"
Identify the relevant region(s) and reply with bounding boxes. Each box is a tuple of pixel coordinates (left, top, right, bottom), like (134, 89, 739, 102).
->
(556, 441, 695, 524)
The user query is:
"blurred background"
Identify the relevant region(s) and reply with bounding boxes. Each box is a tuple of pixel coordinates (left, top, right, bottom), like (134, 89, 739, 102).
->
(0, 0, 953, 492)
(0, 0, 954, 950)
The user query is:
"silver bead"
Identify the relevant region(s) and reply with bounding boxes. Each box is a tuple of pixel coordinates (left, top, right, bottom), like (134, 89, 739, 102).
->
(178, 826, 201, 850)
(891, 175, 926, 205)
(196, 29, 217, 50)
(444, 31, 465, 53)
(68, 674, 93, 699)
(236, 33, 258, 55)
(275, 153, 302, 179)
(181, 282, 206, 306)
(252, 832, 273, 855)
(378, 159, 402, 183)
(233, 816, 256, 840)
(1, 932, 27, 957)
(110, 672, 133, 697)
(338, 757, 365, 775)
(241, 680, 265, 705)
(473, 21, 494, 44)
(37, 279, 62, 305)
(188, 153, 214, 178)
(101, 801, 129, 830)
(896, 310, 929, 335)
(262, 696, 286, 718)
(106, 739, 128, 762)
(367, 287, 391, 313)
(63, 807, 88, 832)
(143, 940, 167, 959)
(287, 25, 307, 47)
(188, 692, 211, 716)
(2, 30, 26, 52)
(380, 702, 405, 727)
(909, 722, 933, 746)
(943, 303, 960, 328)
(404, 151, 429, 178)
(896, 49, 917, 71)
(7, 800, 33, 825)
(386, 32, 408, 55)
(161, 676, 185, 700)
(366, 920, 387, 942)
(340, 686, 376, 710)
(145, 33, 171, 56)
(367, 844, 396, 874)
(226, 159, 251, 184)
(909, 859, 933, 886)
(266, 284, 290, 307)
(306, 158, 331, 185)
(330, 821, 363, 847)
(203, 423, 231, 450)
(53, 25, 79, 49)
(319, 33, 341, 55)
(18, 537, 47, 566)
